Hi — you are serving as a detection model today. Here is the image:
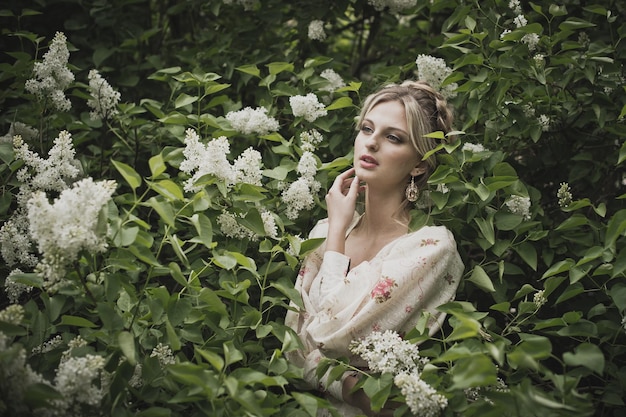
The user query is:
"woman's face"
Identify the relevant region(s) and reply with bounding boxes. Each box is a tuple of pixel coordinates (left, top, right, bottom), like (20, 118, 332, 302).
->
(353, 100, 424, 193)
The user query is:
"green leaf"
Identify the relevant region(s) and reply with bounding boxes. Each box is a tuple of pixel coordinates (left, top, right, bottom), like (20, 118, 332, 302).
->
(474, 217, 495, 246)
(467, 265, 496, 292)
(166, 318, 181, 351)
(325, 96, 353, 111)
(112, 159, 142, 190)
(609, 283, 626, 312)
(148, 179, 184, 201)
(60, 315, 97, 328)
(450, 354, 497, 389)
(362, 373, 394, 412)
(149, 153, 166, 178)
(189, 213, 213, 248)
(266, 62, 294, 75)
(118, 331, 137, 365)
(195, 347, 225, 372)
(145, 196, 176, 227)
(236, 64, 261, 77)
(174, 93, 198, 109)
(514, 242, 537, 271)
(129, 244, 162, 267)
(292, 392, 319, 417)
(563, 343, 605, 374)
(541, 259, 574, 279)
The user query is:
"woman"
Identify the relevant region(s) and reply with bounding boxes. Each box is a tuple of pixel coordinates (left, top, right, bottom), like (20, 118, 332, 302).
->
(285, 80, 464, 416)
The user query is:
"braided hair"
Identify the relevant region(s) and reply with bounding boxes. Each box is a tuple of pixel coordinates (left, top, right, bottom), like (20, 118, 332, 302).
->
(356, 80, 454, 189)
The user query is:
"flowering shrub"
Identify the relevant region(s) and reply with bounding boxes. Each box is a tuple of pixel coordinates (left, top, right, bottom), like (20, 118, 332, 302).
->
(0, 1, 625, 417)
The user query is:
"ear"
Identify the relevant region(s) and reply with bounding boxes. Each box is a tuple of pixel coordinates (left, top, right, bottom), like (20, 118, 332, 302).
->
(410, 160, 428, 177)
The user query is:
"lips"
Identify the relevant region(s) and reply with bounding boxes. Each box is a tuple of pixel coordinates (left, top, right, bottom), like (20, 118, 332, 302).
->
(359, 154, 378, 169)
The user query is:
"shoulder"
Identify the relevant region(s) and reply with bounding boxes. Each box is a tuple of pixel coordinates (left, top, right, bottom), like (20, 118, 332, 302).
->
(405, 225, 458, 247)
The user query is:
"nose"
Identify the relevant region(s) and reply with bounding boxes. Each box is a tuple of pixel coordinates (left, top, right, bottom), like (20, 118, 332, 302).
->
(365, 133, 379, 151)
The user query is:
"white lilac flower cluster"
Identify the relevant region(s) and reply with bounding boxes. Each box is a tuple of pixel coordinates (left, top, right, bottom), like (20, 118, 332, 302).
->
(504, 195, 531, 220)
(0, 131, 86, 299)
(367, 0, 417, 13)
(225, 106, 280, 135)
(307, 20, 326, 41)
(289, 93, 327, 122)
(319, 69, 346, 92)
(28, 177, 117, 291)
(299, 129, 324, 152)
(557, 182, 573, 208)
(53, 354, 106, 414)
(179, 128, 263, 192)
(533, 290, 547, 308)
(87, 69, 121, 120)
(538, 114, 552, 131)
(150, 342, 176, 368)
(217, 209, 278, 240)
(506, 0, 540, 51)
(0, 304, 25, 325)
(461, 142, 488, 153)
(4, 268, 32, 304)
(350, 330, 447, 416)
(415, 54, 458, 99)
(25, 32, 74, 112)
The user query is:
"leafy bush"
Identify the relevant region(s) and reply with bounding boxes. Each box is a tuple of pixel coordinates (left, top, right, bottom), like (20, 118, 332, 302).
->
(1, 1, 625, 416)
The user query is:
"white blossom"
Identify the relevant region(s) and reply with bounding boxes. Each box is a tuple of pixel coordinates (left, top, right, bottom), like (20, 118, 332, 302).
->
(233, 147, 263, 186)
(4, 268, 33, 304)
(53, 354, 106, 413)
(461, 142, 488, 153)
(27, 178, 117, 291)
(557, 182, 573, 208)
(394, 372, 448, 417)
(415, 54, 458, 99)
(87, 69, 121, 120)
(0, 304, 25, 325)
(508, 0, 522, 14)
(319, 69, 346, 92)
(281, 177, 320, 220)
(32, 335, 64, 355)
(513, 14, 528, 28)
(217, 211, 255, 240)
(522, 33, 540, 51)
(533, 290, 547, 308)
(299, 129, 324, 152)
(0, 213, 38, 268)
(179, 129, 235, 192)
(150, 342, 176, 368)
(261, 210, 279, 239)
(538, 114, 551, 131)
(25, 32, 74, 112)
(297, 151, 318, 178)
(225, 106, 280, 135)
(350, 330, 427, 374)
(290, 93, 327, 122)
(307, 20, 326, 41)
(13, 131, 81, 193)
(504, 195, 531, 220)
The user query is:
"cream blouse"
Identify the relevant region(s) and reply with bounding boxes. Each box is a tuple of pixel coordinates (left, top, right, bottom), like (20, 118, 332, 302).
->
(285, 214, 464, 410)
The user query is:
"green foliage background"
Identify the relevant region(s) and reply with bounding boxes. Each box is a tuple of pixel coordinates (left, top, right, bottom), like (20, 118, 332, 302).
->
(1, 0, 626, 416)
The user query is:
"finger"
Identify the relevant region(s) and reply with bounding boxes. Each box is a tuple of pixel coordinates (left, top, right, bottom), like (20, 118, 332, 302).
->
(346, 176, 360, 198)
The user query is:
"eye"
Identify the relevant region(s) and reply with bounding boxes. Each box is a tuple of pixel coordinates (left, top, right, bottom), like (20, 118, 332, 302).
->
(360, 125, 373, 134)
(387, 134, 402, 143)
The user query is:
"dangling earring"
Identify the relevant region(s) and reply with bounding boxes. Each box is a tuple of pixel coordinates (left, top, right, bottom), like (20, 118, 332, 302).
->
(405, 176, 419, 202)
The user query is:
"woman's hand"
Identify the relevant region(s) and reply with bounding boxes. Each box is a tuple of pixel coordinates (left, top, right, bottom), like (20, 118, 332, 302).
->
(324, 168, 362, 254)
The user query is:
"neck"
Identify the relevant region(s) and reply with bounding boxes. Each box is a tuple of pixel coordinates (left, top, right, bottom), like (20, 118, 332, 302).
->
(359, 187, 410, 235)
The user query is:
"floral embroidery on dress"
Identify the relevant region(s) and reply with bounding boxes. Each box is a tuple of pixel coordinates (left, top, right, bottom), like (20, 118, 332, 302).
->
(405, 305, 413, 314)
(444, 272, 455, 285)
(421, 238, 439, 246)
(372, 323, 381, 332)
(371, 276, 397, 303)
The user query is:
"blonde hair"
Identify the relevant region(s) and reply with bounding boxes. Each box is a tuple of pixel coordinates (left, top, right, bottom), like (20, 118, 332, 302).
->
(356, 80, 454, 189)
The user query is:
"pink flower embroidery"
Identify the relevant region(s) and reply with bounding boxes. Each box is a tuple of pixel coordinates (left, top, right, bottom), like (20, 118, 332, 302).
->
(444, 272, 455, 285)
(371, 276, 397, 303)
(421, 238, 439, 246)
(372, 323, 381, 332)
(405, 305, 413, 314)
